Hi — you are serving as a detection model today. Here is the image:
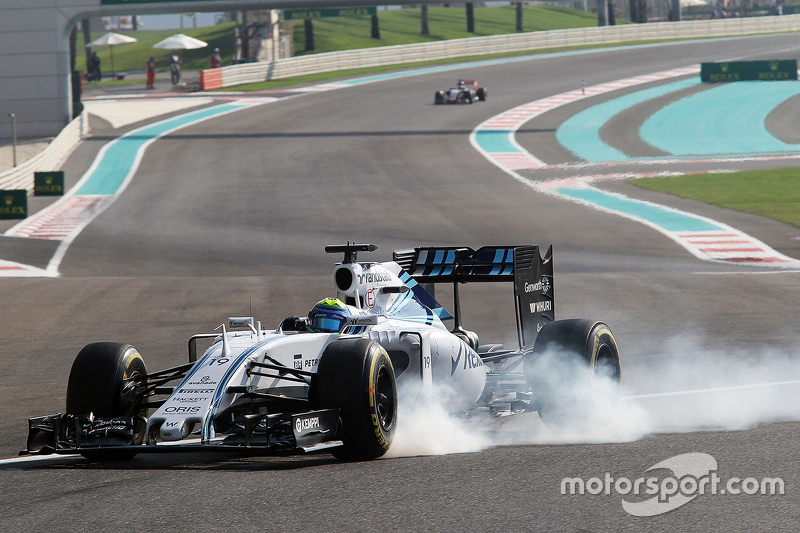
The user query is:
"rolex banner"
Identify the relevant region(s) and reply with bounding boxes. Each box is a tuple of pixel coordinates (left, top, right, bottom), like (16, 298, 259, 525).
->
(0, 190, 27, 219)
(701, 60, 798, 82)
(34, 171, 64, 196)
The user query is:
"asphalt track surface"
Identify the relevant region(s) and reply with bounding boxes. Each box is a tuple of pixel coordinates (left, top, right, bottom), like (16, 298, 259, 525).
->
(3, 34, 800, 531)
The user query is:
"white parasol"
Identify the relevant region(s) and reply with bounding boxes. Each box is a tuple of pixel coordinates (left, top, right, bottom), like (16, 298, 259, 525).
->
(152, 33, 208, 50)
(86, 32, 138, 76)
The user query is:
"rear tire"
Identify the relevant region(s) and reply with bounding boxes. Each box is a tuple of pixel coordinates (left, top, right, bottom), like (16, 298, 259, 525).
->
(315, 338, 397, 460)
(476, 87, 487, 101)
(523, 320, 620, 428)
(66, 342, 148, 460)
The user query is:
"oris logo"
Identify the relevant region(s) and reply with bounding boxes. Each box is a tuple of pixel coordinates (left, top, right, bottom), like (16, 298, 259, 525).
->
(164, 406, 201, 414)
(295, 416, 320, 434)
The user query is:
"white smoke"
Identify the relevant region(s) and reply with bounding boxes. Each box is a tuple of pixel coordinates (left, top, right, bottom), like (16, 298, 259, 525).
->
(383, 334, 800, 458)
(384, 384, 492, 458)
(619, 334, 800, 433)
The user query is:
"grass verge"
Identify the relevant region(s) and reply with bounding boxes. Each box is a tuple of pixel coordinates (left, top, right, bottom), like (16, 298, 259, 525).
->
(292, 5, 599, 55)
(76, 5, 598, 77)
(630, 168, 800, 229)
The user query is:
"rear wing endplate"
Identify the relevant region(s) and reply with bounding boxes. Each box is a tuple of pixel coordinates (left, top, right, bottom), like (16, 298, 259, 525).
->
(393, 245, 554, 349)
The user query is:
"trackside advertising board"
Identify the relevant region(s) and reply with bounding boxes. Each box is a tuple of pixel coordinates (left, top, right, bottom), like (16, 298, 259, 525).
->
(33, 171, 64, 196)
(284, 7, 377, 19)
(701, 60, 798, 82)
(0, 190, 27, 219)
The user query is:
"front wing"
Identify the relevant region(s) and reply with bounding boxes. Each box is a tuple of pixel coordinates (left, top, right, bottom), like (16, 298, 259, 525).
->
(21, 408, 342, 457)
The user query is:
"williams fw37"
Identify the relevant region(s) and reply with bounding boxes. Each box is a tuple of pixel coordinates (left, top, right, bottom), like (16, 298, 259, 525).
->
(23, 243, 621, 461)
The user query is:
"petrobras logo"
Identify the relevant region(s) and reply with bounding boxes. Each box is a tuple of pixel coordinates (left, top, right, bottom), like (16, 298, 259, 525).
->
(295, 416, 320, 434)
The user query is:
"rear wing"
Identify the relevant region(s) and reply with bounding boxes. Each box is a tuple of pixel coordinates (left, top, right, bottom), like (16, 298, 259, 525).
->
(393, 245, 554, 349)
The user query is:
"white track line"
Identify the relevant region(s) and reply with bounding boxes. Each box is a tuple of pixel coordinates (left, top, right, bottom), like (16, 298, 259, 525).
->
(622, 379, 800, 400)
(470, 65, 800, 268)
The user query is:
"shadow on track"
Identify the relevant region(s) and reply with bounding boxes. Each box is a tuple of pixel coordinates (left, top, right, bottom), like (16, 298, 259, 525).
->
(1, 452, 342, 472)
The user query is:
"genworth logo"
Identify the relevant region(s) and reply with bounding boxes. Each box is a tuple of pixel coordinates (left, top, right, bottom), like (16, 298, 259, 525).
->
(560, 452, 784, 516)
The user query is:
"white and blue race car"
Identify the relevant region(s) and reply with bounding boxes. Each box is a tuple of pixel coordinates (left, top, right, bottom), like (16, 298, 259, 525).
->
(24, 243, 620, 461)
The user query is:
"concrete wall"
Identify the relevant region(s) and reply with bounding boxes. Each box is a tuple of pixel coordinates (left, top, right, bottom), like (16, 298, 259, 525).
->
(1, 1, 92, 139)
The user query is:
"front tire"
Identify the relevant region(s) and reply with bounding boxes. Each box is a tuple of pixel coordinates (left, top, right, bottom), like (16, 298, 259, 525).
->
(66, 342, 148, 459)
(315, 338, 397, 460)
(523, 320, 620, 428)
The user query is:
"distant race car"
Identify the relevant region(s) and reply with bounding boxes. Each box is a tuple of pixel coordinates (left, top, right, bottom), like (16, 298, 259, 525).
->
(435, 79, 487, 104)
(23, 243, 620, 461)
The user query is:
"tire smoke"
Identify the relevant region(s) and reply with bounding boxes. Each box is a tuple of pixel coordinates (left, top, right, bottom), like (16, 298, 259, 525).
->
(383, 335, 800, 457)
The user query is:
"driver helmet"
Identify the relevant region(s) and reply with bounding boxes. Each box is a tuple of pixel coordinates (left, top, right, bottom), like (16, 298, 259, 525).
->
(308, 297, 350, 333)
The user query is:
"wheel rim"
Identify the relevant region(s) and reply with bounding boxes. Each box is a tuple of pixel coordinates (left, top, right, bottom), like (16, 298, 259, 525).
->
(119, 368, 147, 444)
(593, 344, 620, 383)
(374, 364, 396, 431)
(591, 343, 620, 414)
